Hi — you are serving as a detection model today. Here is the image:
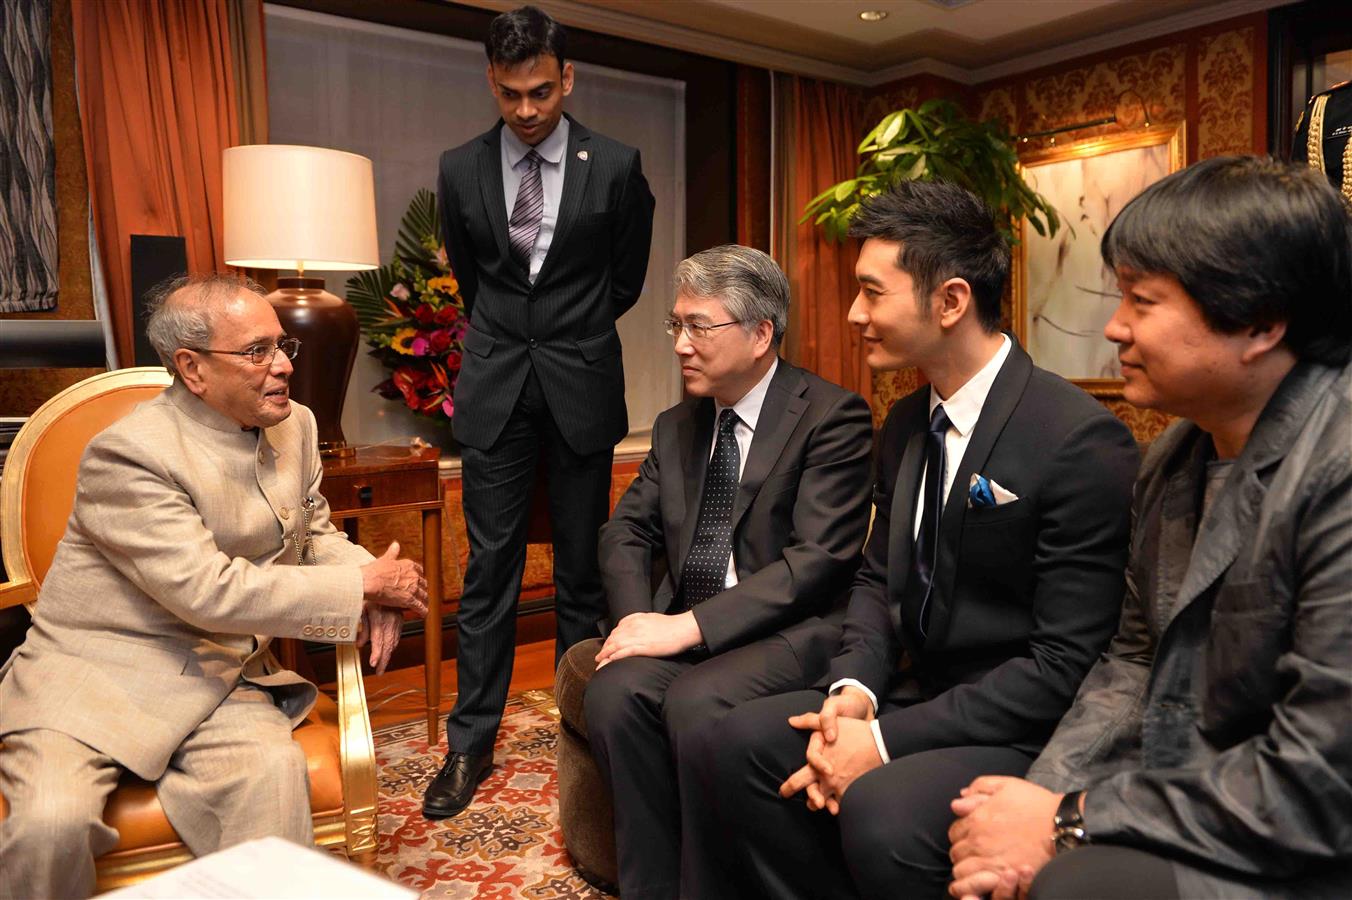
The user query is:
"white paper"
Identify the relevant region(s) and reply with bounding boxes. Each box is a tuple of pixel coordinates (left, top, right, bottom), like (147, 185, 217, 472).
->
(104, 836, 416, 899)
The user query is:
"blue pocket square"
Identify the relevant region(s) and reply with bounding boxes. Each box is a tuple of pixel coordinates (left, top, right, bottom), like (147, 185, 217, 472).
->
(969, 475, 997, 508)
(969, 474, 1019, 508)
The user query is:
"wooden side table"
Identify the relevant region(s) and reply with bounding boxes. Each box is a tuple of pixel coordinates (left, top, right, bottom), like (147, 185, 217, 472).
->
(322, 446, 445, 743)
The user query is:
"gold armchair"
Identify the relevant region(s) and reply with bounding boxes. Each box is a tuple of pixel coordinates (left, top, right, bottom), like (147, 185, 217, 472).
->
(0, 368, 378, 890)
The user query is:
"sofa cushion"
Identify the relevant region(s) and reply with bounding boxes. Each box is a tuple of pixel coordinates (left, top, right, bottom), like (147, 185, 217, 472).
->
(555, 638, 604, 737)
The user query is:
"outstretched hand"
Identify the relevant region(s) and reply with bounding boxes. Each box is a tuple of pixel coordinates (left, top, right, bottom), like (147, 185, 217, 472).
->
(360, 542, 428, 618)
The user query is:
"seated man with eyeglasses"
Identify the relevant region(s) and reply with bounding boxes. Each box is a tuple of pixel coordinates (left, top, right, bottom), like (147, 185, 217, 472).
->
(0, 274, 429, 899)
(568, 244, 873, 900)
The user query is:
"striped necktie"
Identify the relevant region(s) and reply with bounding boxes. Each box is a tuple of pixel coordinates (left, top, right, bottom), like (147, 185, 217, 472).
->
(508, 149, 544, 270)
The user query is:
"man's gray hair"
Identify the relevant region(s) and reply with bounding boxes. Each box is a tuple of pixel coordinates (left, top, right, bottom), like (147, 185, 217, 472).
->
(672, 245, 789, 346)
(144, 273, 265, 376)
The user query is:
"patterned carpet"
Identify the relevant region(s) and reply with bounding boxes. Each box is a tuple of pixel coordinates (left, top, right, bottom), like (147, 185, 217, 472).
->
(373, 690, 608, 899)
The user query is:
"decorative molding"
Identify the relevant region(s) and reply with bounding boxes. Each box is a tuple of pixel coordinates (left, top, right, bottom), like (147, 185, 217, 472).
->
(449, 0, 867, 84)
(450, 0, 1294, 88)
(965, 0, 1288, 85)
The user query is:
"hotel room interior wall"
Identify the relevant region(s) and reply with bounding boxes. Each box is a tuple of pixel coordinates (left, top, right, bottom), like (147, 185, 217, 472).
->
(264, 5, 684, 449)
(863, 11, 1269, 444)
(0, 0, 101, 417)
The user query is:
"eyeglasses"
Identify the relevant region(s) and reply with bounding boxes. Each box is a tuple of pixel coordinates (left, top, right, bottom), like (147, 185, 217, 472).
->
(192, 337, 302, 366)
(663, 319, 744, 341)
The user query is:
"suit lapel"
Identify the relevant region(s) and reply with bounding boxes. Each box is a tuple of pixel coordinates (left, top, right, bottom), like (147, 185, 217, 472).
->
(887, 404, 928, 639)
(476, 126, 516, 276)
(925, 337, 1032, 643)
(730, 362, 807, 532)
(1165, 361, 1336, 628)
(674, 398, 715, 588)
(534, 115, 592, 288)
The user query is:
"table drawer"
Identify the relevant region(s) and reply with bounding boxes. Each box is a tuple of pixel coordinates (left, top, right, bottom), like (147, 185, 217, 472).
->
(322, 466, 441, 514)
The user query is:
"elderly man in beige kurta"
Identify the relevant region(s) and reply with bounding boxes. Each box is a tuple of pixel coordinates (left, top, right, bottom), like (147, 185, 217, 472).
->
(0, 275, 428, 899)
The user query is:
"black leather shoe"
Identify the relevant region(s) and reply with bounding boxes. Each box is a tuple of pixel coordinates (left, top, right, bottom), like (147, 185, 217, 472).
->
(422, 751, 493, 819)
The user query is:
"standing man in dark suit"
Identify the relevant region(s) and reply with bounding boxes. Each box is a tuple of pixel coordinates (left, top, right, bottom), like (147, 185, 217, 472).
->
(567, 245, 873, 900)
(701, 180, 1138, 898)
(423, 5, 655, 820)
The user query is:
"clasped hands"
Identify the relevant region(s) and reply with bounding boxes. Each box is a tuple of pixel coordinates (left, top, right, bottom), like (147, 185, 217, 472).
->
(945, 777, 1061, 900)
(357, 541, 429, 675)
(777, 686, 883, 815)
(773, 684, 1062, 899)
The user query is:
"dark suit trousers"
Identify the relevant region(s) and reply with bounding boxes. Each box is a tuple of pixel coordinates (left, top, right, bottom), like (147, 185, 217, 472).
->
(585, 632, 835, 900)
(708, 690, 1035, 900)
(447, 366, 613, 756)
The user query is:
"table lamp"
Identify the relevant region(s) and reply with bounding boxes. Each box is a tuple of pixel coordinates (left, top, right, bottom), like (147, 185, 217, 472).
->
(223, 144, 379, 458)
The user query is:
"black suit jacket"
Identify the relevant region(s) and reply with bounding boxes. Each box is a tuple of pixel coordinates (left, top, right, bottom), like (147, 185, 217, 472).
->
(437, 114, 655, 454)
(599, 361, 874, 656)
(826, 339, 1138, 757)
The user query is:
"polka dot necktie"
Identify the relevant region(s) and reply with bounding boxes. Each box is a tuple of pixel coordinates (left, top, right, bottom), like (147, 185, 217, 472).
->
(682, 409, 741, 607)
(508, 149, 544, 270)
(914, 403, 950, 637)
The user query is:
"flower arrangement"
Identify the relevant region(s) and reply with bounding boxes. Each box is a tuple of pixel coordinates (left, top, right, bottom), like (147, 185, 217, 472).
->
(347, 189, 466, 421)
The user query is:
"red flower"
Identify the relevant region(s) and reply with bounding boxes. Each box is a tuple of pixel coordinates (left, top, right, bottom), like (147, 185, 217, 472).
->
(444, 351, 463, 371)
(429, 329, 452, 354)
(434, 305, 460, 325)
(412, 304, 435, 325)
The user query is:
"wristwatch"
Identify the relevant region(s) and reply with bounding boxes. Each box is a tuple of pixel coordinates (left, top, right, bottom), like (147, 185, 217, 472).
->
(1052, 790, 1091, 854)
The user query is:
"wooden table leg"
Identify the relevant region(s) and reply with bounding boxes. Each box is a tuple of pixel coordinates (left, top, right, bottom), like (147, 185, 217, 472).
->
(423, 505, 444, 746)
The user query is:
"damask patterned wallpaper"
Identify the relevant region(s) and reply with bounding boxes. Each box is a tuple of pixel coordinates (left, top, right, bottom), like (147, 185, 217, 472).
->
(862, 14, 1266, 444)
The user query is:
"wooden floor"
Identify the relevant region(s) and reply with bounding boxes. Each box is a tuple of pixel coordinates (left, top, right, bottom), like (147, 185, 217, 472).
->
(348, 637, 559, 731)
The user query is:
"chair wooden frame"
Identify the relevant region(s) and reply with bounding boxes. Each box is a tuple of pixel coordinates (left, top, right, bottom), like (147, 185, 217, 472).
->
(0, 368, 378, 889)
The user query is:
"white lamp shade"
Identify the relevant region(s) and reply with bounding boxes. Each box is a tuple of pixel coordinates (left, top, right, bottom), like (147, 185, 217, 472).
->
(223, 144, 379, 271)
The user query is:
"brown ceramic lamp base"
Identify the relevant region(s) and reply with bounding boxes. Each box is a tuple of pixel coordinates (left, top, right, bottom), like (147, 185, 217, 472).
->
(267, 276, 358, 458)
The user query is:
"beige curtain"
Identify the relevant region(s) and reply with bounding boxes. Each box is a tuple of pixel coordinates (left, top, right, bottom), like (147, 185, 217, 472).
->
(228, 0, 268, 145)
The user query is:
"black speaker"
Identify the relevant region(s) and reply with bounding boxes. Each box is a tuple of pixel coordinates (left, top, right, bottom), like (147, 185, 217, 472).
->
(129, 234, 188, 367)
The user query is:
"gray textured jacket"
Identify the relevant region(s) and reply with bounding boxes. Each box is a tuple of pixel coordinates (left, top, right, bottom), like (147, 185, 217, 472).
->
(1029, 358, 1352, 899)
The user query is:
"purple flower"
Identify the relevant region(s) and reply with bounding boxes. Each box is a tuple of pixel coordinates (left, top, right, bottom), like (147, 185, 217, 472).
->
(410, 336, 430, 356)
(441, 396, 454, 417)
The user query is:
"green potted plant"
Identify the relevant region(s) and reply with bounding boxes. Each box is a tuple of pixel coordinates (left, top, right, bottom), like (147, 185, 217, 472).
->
(803, 98, 1059, 243)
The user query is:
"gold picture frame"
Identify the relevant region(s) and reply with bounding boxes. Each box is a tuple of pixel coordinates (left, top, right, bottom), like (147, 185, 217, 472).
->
(1012, 123, 1186, 397)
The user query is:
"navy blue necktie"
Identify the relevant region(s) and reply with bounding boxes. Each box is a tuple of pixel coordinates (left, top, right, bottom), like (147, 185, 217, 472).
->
(683, 409, 741, 607)
(914, 403, 950, 637)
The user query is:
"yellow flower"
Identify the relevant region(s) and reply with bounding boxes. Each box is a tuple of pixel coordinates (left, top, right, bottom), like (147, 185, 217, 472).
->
(390, 327, 418, 355)
(427, 275, 459, 296)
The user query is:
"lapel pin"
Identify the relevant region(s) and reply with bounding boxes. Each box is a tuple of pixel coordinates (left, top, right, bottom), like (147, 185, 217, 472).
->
(577, 150, 589, 161)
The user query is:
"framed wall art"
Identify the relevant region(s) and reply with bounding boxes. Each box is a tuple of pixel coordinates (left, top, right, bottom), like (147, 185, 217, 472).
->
(1013, 123, 1185, 396)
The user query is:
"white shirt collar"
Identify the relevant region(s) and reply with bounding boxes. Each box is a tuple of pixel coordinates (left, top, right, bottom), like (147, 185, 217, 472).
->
(716, 357, 779, 433)
(928, 334, 1011, 437)
(502, 116, 569, 170)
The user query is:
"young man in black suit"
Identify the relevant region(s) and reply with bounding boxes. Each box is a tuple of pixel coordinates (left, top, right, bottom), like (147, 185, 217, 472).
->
(699, 181, 1139, 898)
(569, 245, 873, 900)
(423, 5, 655, 819)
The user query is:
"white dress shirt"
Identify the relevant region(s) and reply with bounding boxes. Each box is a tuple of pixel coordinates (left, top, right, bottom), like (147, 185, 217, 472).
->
(832, 336, 1011, 762)
(500, 117, 569, 283)
(710, 357, 778, 588)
